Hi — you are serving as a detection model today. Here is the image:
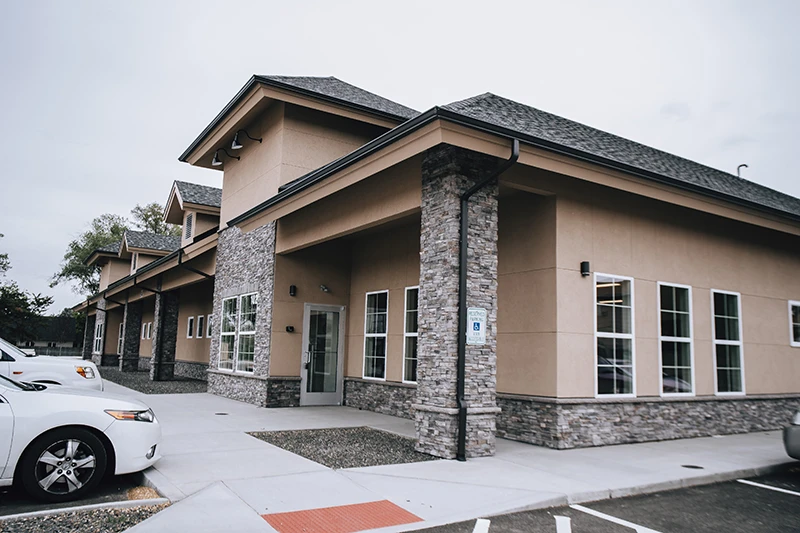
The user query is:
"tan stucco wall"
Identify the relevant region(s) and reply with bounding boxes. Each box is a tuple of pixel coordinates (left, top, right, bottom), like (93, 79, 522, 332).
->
(270, 241, 352, 377)
(219, 102, 387, 227)
(103, 308, 124, 355)
(175, 280, 214, 364)
(346, 222, 421, 383)
(496, 192, 558, 396)
(139, 302, 155, 358)
(552, 176, 800, 398)
(99, 259, 132, 291)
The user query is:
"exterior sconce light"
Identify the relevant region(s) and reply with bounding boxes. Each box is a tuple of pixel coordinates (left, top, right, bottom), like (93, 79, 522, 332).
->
(580, 261, 591, 277)
(319, 284, 330, 293)
(231, 130, 263, 150)
(289, 285, 297, 297)
(285, 326, 295, 333)
(211, 148, 240, 167)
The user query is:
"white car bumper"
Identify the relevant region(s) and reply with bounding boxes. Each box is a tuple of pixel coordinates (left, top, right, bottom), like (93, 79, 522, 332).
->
(105, 417, 162, 475)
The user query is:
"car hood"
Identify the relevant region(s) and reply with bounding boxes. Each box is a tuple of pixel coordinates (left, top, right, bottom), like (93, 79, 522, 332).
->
(35, 385, 150, 411)
(25, 356, 97, 367)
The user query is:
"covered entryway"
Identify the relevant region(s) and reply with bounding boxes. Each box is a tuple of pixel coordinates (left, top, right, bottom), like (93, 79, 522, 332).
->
(299, 304, 346, 406)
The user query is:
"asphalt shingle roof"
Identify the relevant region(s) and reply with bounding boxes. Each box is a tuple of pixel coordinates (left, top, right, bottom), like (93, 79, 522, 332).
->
(96, 241, 121, 254)
(124, 231, 181, 253)
(442, 93, 800, 219)
(175, 181, 222, 208)
(259, 75, 419, 121)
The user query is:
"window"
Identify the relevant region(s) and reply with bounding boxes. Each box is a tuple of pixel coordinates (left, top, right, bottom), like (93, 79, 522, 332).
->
(403, 287, 419, 383)
(218, 293, 258, 372)
(142, 323, 147, 340)
(117, 323, 124, 355)
(206, 315, 213, 338)
(131, 252, 138, 273)
(184, 213, 194, 240)
(146, 322, 152, 339)
(790, 301, 800, 348)
(92, 321, 103, 354)
(712, 290, 744, 394)
(595, 274, 634, 396)
(658, 283, 693, 395)
(363, 291, 388, 380)
(197, 315, 205, 339)
(187, 316, 195, 338)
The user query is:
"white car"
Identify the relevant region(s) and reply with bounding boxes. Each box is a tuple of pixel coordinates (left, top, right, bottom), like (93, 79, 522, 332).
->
(0, 374, 161, 502)
(0, 337, 103, 391)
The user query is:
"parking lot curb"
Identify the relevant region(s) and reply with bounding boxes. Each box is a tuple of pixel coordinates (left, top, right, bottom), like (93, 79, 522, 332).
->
(139, 467, 186, 502)
(0, 497, 169, 522)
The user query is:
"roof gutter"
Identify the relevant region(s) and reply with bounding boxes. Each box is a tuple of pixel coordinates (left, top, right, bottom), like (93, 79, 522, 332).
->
(456, 139, 519, 462)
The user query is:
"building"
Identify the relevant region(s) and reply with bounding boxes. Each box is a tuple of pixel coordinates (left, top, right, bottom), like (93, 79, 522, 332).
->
(15, 316, 80, 356)
(77, 76, 800, 459)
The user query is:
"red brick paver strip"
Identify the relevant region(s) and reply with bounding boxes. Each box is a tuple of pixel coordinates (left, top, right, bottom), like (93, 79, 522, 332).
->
(262, 499, 423, 533)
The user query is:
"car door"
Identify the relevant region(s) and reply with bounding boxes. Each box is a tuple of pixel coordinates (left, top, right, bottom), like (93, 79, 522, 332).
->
(0, 392, 13, 480)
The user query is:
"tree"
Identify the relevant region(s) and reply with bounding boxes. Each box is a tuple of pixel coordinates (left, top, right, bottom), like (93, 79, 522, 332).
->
(131, 202, 181, 237)
(51, 202, 178, 296)
(50, 213, 129, 296)
(0, 234, 53, 342)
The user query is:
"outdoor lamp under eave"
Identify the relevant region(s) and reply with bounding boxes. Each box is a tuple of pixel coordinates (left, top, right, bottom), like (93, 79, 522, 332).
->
(211, 148, 240, 167)
(231, 129, 263, 150)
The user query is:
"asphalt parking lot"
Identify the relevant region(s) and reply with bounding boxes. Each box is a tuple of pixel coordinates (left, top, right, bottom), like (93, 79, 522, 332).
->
(420, 465, 800, 533)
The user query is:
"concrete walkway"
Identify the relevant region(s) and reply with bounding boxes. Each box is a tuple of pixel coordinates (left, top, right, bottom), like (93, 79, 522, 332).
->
(105, 382, 795, 533)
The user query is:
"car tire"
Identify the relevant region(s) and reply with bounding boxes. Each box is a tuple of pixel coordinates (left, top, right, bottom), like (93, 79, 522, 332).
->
(19, 427, 108, 503)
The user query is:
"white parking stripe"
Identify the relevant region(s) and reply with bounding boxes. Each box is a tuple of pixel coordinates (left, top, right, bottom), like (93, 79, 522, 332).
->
(737, 479, 800, 497)
(555, 515, 572, 533)
(570, 504, 663, 533)
(472, 518, 491, 533)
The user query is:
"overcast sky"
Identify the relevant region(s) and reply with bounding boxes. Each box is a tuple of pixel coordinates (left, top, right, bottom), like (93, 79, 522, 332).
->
(1, 0, 798, 314)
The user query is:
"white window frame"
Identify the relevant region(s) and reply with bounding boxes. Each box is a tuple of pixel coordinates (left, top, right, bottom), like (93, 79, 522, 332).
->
(197, 315, 205, 339)
(146, 322, 152, 340)
(187, 316, 195, 339)
(594, 273, 636, 398)
(789, 300, 800, 348)
(131, 252, 138, 273)
(218, 293, 258, 373)
(363, 290, 389, 381)
(711, 289, 745, 396)
(117, 322, 124, 355)
(657, 282, 695, 397)
(92, 321, 103, 354)
(206, 315, 213, 338)
(402, 286, 419, 384)
(142, 323, 147, 340)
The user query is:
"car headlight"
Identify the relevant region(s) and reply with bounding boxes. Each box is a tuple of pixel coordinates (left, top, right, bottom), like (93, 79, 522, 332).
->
(75, 366, 96, 379)
(793, 411, 800, 426)
(105, 408, 155, 422)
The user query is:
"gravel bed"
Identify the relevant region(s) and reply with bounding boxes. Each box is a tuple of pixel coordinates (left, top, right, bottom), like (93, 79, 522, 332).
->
(249, 426, 436, 469)
(99, 367, 207, 394)
(0, 504, 168, 533)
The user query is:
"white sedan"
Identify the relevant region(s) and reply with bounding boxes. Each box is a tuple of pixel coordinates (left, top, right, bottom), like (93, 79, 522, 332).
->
(0, 337, 103, 391)
(0, 374, 161, 502)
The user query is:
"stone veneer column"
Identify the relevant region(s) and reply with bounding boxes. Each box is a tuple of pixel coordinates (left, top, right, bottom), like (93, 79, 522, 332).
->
(414, 145, 501, 459)
(90, 299, 107, 366)
(207, 222, 276, 406)
(82, 313, 96, 361)
(150, 287, 179, 381)
(119, 300, 143, 372)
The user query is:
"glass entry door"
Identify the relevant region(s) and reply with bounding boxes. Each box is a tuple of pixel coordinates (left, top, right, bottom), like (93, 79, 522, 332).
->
(300, 304, 345, 406)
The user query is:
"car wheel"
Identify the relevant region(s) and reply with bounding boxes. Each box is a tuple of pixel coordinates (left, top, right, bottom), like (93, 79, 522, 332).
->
(20, 427, 108, 502)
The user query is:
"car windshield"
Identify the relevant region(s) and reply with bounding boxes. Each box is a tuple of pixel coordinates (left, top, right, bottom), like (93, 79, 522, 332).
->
(0, 337, 35, 358)
(0, 373, 37, 391)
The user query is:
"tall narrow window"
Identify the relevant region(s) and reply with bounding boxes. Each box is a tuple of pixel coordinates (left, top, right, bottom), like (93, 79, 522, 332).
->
(219, 297, 237, 370)
(93, 322, 103, 354)
(595, 274, 634, 396)
(142, 323, 147, 340)
(187, 316, 195, 338)
(237, 294, 257, 373)
(403, 287, 419, 383)
(659, 283, 693, 395)
(712, 290, 744, 394)
(206, 315, 213, 338)
(790, 301, 800, 348)
(363, 291, 388, 380)
(146, 322, 152, 339)
(197, 315, 205, 339)
(117, 323, 124, 355)
(131, 253, 138, 273)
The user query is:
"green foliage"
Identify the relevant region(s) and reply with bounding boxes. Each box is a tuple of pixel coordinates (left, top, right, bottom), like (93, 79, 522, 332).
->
(50, 213, 129, 296)
(131, 202, 181, 237)
(0, 233, 9, 277)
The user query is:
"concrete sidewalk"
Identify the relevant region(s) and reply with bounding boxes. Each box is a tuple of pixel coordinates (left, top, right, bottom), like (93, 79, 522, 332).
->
(105, 382, 794, 533)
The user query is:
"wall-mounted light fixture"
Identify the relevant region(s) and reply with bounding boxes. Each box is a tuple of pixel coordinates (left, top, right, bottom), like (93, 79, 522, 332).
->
(580, 261, 591, 277)
(289, 285, 297, 297)
(285, 326, 295, 333)
(211, 148, 240, 167)
(319, 284, 330, 293)
(231, 129, 263, 150)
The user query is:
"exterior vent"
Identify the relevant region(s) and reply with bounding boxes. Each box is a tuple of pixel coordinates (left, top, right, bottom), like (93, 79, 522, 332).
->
(185, 213, 194, 240)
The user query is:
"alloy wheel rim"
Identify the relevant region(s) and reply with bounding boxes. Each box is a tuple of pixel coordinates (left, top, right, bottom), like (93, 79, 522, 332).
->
(35, 439, 96, 494)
